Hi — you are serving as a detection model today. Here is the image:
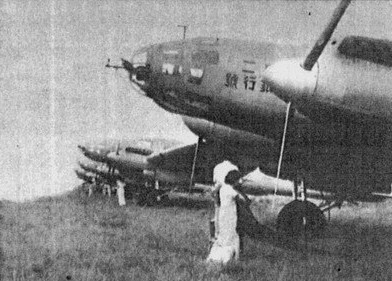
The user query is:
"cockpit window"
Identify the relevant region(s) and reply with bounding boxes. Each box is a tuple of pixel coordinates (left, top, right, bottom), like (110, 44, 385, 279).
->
(338, 36, 392, 67)
(188, 68, 204, 85)
(162, 63, 183, 75)
(162, 49, 183, 76)
(191, 50, 219, 65)
(187, 49, 217, 85)
(190, 68, 203, 78)
(162, 63, 175, 75)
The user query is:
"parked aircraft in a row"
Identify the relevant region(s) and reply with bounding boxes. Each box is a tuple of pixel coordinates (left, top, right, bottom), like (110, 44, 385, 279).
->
(105, 0, 392, 238)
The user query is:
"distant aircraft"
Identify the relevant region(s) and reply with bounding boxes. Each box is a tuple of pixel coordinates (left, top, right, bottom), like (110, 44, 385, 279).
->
(75, 168, 95, 184)
(78, 138, 187, 204)
(75, 161, 118, 196)
(77, 160, 121, 186)
(77, 136, 300, 205)
(107, 0, 392, 237)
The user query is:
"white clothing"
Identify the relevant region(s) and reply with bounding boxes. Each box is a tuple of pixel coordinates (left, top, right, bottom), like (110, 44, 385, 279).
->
(213, 161, 239, 185)
(207, 183, 240, 264)
(117, 180, 126, 206)
(207, 245, 238, 265)
(218, 184, 239, 247)
(211, 160, 239, 243)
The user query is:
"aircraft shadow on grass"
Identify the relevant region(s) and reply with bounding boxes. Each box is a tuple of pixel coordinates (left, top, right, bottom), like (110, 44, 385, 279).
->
(158, 194, 213, 210)
(162, 194, 392, 259)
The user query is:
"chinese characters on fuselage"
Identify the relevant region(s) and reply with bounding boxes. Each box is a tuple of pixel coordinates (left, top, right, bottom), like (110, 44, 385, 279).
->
(225, 73, 238, 88)
(225, 71, 270, 93)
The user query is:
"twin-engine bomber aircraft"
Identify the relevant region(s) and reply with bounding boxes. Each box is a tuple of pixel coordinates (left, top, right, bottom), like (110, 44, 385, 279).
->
(76, 138, 209, 205)
(107, 0, 392, 237)
(77, 136, 291, 205)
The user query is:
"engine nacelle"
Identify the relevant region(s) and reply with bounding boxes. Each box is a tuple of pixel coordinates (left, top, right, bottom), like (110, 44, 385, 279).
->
(182, 116, 274, 150)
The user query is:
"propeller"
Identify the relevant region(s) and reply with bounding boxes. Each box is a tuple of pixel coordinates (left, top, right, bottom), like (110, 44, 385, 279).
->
(262, 0, 351, 103)
(302, 0, 351, 71)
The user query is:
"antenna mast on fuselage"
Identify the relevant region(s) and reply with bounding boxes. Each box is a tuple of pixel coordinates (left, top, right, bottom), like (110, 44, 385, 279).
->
(177, 25, 188, 40)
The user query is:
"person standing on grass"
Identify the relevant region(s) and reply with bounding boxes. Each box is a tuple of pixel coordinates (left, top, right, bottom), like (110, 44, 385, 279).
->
(209, 161, 240, 249)
(116, 179, 126, 206)
(207, 161, 247, 265)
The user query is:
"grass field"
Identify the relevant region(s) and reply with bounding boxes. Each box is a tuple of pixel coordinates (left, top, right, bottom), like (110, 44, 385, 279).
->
(2, 186, 392, 281)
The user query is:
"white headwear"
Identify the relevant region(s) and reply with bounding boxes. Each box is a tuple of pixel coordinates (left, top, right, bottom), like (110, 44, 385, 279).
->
(213, 160, 239, 185)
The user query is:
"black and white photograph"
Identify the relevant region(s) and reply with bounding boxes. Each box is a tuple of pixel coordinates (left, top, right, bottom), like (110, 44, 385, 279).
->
(2, 0, 392, 280)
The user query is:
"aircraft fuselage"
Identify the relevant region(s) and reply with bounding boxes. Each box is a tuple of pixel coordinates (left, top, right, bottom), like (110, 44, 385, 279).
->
(133, 37, 392, 148)
(125, 36, 392, 198)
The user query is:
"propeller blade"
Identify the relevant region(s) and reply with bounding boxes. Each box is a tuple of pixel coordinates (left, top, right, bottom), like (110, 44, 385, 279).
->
(261, 0, 351, 104)
(302, 0, 351, 71)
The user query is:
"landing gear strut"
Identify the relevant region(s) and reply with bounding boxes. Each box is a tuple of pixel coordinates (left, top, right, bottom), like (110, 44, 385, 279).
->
(271, 100, 327, 239)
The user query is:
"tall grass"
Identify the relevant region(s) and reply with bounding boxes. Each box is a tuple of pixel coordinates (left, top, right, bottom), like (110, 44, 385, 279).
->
(2, 187, 392, 280)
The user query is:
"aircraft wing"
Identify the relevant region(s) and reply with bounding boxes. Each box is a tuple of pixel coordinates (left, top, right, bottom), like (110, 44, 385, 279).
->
(146, 137, 283, 186)
(146, 143, 198, 173)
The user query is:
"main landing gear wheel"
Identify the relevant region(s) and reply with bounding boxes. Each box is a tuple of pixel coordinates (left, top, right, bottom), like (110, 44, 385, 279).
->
(277, 200, 326, 239)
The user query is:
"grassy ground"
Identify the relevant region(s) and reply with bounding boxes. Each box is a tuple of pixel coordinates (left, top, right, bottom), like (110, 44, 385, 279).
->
(2, 187, 392, 281)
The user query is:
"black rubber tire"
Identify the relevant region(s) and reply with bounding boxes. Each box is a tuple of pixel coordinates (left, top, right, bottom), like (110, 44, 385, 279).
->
(277, 200, 326, 239)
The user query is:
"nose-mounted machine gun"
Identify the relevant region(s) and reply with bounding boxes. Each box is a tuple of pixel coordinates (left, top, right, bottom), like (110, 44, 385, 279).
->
(105, 58, 151, 88)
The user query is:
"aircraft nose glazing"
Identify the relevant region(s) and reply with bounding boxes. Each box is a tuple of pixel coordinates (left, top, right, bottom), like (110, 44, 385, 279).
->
(78, 145, 110, 162)
(130, 47, 151, 85)
(132, 49, 148, 66)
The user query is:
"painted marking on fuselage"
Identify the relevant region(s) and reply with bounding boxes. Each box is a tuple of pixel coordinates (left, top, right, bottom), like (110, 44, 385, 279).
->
(225, 73, 238, 88)
(225, 71, 271, 93)
(225, 62, 271, 92)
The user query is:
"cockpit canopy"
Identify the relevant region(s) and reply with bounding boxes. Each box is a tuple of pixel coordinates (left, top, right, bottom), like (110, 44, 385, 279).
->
(191, 49, 219, 65)
(338, 36, 392, 67)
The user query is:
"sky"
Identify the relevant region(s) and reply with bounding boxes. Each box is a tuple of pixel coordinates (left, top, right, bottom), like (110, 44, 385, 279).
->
(0, 0, 391, 201)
